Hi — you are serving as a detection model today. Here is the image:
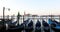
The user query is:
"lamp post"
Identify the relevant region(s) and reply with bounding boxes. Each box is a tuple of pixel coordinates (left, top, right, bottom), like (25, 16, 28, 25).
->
(3, 7, 10, 21)
(2, 7, 10, 31)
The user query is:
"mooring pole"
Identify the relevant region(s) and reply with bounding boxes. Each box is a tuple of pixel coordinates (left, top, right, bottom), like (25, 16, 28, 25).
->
(2, 7, 5, 31)
(17, 12, 20, 26)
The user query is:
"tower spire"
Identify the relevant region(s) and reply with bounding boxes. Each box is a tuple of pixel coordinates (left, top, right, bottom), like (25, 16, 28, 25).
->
(24, 11, 26, 16)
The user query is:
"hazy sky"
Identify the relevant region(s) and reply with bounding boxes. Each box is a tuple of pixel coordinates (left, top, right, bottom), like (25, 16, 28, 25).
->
(0, 0, 60, 16)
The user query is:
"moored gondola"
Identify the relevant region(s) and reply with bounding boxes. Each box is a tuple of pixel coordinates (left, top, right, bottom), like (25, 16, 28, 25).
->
(7, 23, 24, 32)
(7, 19, 30, 32)
(42, 20, 50, 32)
(35, 20, 41, 32)
(0, 20, 5, 32)
(25, 20, 33, 32)
(48, 19, 60, 32)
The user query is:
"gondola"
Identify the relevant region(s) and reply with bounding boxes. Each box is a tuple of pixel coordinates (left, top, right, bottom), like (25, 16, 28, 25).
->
(0, 20, 6, 32)
(42, 20, 50, 32)
(7, 19, 30, 32)
(48, 19, 60, 32)
(0, 19, 16, 32)
(25, 20, 33, 32)
(7, 23, 24, 32)
(23, 19, 30, 27)
(35, 20, 41, 32)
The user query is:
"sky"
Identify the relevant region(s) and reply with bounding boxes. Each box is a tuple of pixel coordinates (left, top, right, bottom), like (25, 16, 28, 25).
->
(0, 0, 60, 16)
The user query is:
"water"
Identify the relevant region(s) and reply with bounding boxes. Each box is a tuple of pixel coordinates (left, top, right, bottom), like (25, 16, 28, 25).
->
(5, 16, 59, 26)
